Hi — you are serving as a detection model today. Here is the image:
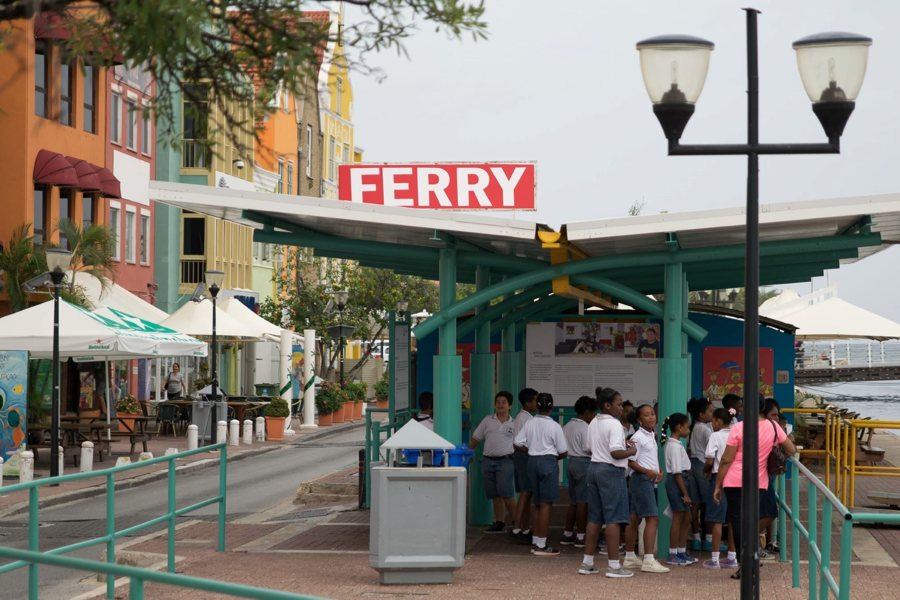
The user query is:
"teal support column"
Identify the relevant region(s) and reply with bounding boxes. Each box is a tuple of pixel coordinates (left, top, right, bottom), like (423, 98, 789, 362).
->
(435, 248, 462, 444)
(469, 266, 494, 525)
(657, 262, 689, 556)
(683, 273, 691, 398)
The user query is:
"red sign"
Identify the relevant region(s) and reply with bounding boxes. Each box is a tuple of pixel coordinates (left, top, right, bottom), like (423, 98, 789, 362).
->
(338, 162, 536, 210)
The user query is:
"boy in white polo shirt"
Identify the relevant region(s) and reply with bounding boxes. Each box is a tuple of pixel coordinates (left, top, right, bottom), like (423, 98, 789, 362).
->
(469, 391, 517, 534)
(510, 388, 538, 543)
(514, 392, 568, 556)
(561, 395, 596, 548)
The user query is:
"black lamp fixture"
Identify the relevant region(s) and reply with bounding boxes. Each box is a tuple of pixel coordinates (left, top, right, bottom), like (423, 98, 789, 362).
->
(332, 289, 349, 386)
(45, 247, 73, 478)
(637, 10, 869, 598)
(205, 269, 225, 445)
(396, 299, 409, 323)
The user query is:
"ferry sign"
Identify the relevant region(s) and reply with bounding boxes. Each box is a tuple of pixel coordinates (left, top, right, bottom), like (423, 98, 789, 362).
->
(338, 162, 536, 210)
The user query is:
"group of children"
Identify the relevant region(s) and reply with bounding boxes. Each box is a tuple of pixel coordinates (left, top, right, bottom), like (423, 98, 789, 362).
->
(468, 387, 772, 579)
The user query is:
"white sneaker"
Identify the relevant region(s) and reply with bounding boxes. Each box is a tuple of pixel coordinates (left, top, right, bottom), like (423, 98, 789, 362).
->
(623, 555, 643, 570)
(578, 563, 599, 575)
(641, 557, 671, 573)
(605, 567, 634, 578)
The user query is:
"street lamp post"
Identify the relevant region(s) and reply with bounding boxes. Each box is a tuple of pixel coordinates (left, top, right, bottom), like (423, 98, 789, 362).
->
(638, 10, 870, 597)
(206, 269, 225, 445)
(46, 248, 73, 478)
(396, 300, 409, 324)
(333, 289, 349, 386)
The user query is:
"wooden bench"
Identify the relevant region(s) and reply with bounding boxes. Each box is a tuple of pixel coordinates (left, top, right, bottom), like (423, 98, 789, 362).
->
(858, 444, 886, 465)
(868, 492, 900, 509)
(94, 431, 150, 456)
(29, 442, 80, 466)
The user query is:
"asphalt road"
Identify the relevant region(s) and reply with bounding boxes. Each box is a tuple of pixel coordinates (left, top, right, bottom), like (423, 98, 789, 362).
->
(0, 426, 365, 600)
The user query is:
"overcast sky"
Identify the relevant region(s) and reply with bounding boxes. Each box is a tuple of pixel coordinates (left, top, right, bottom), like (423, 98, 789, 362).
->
(347, 0, 900, 322)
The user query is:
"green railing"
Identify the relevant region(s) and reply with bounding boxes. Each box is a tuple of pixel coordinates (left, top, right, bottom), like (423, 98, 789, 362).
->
(0, 546, 327, 600)
(0, 443, 228, 600)
(363, 408, 410, 508)
(776, 455, 900, 600)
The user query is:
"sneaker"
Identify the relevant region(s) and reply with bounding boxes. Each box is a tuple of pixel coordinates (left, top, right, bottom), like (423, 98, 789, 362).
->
(560, 533, 577, 546)
(513, 531, 533, 545)
(759, 547, 775, 561)
(597, 543, 608, 555)
(483, 521, 505, 534)
(623, 555, 643, 570)
(702, 540, 714, 552)
(765, 542, 780, 554)
(531, 544, 560, 556)
(641, 557, 671, 573)
(690, 539, 703, 551)
(574, 537, 586, 549)
(702, 559, 721, 570)
(666, 553, 687, 566)
(578, 563, 600, 575)
(605, 567, 635, 579)
(720, 557, 738, 568)
(677, 552, 698, 565)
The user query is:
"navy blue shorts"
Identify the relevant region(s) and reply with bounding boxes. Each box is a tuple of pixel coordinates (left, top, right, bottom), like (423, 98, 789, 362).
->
(760, 476, 778, 518)
(704, 477, 727, 523)
(528, 455, 560, 506)
(567, 457, 591, 504)
(482, 455, 515, 499)
(587, 462, 630, 525)
(665, 471, 692, 513)
(629, 472, 658, 518)
(689, 458, 709, 504)
(513, 452, 531, 494)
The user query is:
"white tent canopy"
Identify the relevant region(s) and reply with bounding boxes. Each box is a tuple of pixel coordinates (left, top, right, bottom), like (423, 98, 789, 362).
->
(0, 300, 208, 360)
(760, 287, 900, 341)
(72, 271, 169, 323)
(219, 297, 297, 342)
(161, 298, 263, 341)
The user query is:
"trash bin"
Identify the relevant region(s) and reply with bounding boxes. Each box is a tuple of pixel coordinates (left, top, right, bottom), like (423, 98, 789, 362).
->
(192, 398, 227, 442)
(370, 419, 466, 584)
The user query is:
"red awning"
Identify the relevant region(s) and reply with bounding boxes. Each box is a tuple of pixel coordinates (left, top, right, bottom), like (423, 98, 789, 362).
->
(96, 167, 121, 198)
(65, 157, 102, 192)
(33, 150, 78, 187)
(33, 12, 72, 40)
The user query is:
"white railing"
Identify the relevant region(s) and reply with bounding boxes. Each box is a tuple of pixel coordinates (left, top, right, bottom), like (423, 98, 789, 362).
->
(795, 340, 900, 370)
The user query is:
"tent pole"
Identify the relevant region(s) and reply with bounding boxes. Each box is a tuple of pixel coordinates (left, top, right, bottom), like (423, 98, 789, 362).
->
(105, 358, 111, 442)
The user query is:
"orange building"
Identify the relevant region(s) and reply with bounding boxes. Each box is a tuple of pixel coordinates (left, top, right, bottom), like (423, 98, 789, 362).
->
(0, 14, 120, 312)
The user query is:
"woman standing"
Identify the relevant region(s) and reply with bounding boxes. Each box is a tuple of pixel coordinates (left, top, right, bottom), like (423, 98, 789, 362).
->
(713, 397, 796, 579)
(164, 363, 186, 400)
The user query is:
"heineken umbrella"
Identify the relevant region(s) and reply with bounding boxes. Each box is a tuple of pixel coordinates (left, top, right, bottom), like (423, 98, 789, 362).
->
(0, 300, 208, 360)
(219, 297, 299, 342)
(160, 298, 263, 341)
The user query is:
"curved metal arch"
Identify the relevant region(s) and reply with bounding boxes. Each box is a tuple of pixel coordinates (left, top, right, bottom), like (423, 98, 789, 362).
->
(456, 284, 552, 340)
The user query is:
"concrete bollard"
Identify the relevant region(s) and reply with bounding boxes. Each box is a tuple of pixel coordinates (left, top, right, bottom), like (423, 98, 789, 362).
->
(58, 445, 64, 477)
(115, 457, 132, 468)
(138, 452, 154, 462)
(80, 441, 94, 473)
(187, 424, 198, 451)
(228, 419, 240, 446)
(165, 448, 179, 456)
(242, 419, 253, 445)
(255, 416, 265, 442)
(216, 420, 227, 445)
(20, 451, 34, 483)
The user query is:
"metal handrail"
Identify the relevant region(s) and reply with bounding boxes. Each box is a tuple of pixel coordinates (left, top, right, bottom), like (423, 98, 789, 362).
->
(0, 443, 228, 600)
(0, 546, 326, 600)
(363, 408, 410, 508)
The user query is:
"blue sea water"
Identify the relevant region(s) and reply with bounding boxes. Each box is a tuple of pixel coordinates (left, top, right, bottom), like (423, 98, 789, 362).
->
(798, 380, 900, 435)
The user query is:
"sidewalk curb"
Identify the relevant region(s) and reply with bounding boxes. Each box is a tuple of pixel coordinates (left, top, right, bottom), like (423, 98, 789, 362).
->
(0, 420, 365, 518)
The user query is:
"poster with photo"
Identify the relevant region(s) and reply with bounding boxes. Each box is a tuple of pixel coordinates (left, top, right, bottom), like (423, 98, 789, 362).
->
(702, 347, 774, 403)
(0, 350, 28, 462)
(553, 321, 661, 359)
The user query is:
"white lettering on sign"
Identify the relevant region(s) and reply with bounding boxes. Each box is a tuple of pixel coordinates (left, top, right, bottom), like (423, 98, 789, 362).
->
(338, 163, 536, 210)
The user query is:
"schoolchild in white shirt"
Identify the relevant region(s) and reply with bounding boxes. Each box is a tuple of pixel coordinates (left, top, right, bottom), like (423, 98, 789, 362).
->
(510, 388, 538, 543)
(702, 407, 738, 569)
(469, 391, 517, 534)
(561, 396, 596, 548)
(662, 412, 696, 566)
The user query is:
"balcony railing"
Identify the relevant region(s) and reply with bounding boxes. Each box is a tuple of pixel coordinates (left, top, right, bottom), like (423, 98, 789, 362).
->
(182, 139, 211, 169)
(181, 258, 206, 285)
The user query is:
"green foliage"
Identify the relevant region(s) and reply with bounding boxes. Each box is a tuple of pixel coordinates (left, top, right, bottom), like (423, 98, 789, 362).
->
(116, 395, 141, 414)
(315, 382, 345, 415)
(1, 1, 487, 150)
(344, 381, 367, 403)
(264, 396, 291, 418)
(27, 391, 49, 425)
(54, 219, 118, 295)
(0, 224, 46, 312)
(373, 372, 389, 401)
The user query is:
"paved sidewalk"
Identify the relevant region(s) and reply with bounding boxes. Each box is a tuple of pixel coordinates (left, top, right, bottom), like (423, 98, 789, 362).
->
(0, 417, 365, 516)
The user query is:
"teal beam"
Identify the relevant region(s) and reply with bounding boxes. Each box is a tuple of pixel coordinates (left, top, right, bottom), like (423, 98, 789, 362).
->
(499, 289, 521, 403)
(412, 232, 881, 341)
(492, 296, 574, 336)
(469, 266, 495, 526)
(457, 284, 553, 340)
(435, 248, 462, 445)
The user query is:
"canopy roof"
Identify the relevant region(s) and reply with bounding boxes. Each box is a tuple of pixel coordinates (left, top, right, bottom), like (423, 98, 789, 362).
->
(219, 297, 296, 342)
(0, 301, 207, 360)
(72, 272, 169, 323)
(150, 181, 900, 297)
(760, 287, 900, 341)
(161, 298, 264, 341)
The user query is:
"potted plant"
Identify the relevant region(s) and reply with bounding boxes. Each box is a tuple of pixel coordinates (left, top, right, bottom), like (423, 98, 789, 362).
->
(116, 394, 141, 433)
(344, 381, 366, 420)
(315, 382, 342, 426)
(373, 373, 389, 410)
(264, 397, 290, 441)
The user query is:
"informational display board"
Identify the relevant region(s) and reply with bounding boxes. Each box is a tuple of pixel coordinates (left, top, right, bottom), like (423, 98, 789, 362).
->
(391, 321, 410, 413)
(0, 350, 29, 462)
(525, 322, 659, 407)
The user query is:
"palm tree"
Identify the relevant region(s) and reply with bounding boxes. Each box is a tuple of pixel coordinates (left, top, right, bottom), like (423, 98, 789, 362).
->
(0, 223, 46, 312)
(54, 218, 117, 294)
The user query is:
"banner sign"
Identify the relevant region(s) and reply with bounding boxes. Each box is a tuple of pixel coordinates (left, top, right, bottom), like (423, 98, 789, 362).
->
(0, 350, 29, 462)
(338, 162, 536, 210)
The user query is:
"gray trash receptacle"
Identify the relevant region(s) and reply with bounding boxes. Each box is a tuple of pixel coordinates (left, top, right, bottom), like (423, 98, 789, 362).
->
(191, 398, 227, 442)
